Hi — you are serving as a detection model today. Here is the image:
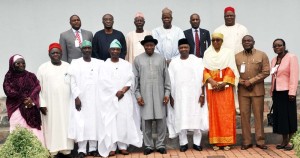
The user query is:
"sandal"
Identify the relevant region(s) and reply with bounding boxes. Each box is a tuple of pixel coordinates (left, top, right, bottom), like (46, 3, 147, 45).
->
(212, 145, 220, 151)
(223, 146, 231, 151)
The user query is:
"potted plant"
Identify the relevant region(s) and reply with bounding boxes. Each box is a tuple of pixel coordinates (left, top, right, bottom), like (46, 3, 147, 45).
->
(0, 126, 50, 158)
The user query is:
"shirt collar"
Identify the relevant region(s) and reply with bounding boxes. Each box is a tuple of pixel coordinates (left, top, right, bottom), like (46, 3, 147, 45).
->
(192, 28, 200, 32)
(72, 28, 81, 33)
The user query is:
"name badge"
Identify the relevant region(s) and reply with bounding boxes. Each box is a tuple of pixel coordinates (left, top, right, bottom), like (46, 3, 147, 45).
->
(75, 40, 80, 47)
(240, 62, 246, 73)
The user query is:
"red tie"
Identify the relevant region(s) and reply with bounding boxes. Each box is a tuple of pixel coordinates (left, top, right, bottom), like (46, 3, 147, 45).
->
(195, 30, 200, 57)
(75, 31, 82, 45)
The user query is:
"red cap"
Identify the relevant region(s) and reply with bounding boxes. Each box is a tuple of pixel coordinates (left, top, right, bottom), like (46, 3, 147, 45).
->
(48, 43, 62, 52)
(224, 6, 235, 13)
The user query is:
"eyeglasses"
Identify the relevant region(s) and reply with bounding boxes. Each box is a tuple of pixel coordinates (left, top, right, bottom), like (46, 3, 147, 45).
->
(273, 44, 283, 48)
(212, 39, 222, 42)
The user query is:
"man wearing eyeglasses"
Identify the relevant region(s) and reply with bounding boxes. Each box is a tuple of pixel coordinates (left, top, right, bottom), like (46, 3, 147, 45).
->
(214, 6, 249, 54)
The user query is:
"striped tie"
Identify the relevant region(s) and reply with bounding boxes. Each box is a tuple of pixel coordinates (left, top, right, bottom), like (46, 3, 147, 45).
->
(75, 31, 82, 45)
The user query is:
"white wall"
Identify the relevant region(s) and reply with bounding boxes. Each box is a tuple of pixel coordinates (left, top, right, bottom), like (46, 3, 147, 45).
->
(1, 0, 299, 96)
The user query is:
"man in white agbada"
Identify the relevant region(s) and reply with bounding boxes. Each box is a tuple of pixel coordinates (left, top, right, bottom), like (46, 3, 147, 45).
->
(152, 7, 185, 64)
(214, 6, 249, 54)
(37, 43, 73, 157)
(68, 40, 103, 158)
(97, 39, 142, 157)
(125, 12, 151, 63)
(214, 6, 248, 115)
(167, 38, 208, 152)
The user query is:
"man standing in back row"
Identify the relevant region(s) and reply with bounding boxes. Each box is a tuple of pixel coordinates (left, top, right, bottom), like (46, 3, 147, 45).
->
(92, 14, 127, 61)
(59, 15, 93, 63)
(184, 13, 210, 58)
(152, 7, 185, 64)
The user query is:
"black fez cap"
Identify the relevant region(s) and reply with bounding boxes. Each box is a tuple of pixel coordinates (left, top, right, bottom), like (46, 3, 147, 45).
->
(178, 38, 189, 46)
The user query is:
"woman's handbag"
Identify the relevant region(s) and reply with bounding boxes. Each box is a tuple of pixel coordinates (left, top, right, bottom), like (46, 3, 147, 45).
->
(267, 105, 274, 126)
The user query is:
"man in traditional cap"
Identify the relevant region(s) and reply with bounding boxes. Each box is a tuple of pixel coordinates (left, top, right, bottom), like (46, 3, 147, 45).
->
(214, 7, 249, 114)
(68, 40, 103, 158)
(184, 13, 211, 58)
(126, 12, 151, 63)
(236, 35, 270, 150)
(133, 35, 171, 155)
(152, 7, 185, 65)
(167, 38, 208, 152)
(214, 7, 249, 54)
(97, 39, 142, 157)
(92, 14, 127, 61)
(59, 15, 93, 63)
(37, 43, 74, 158)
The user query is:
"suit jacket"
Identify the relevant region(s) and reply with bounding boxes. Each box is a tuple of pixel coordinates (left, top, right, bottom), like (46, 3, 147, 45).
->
(184, 28, 211, 58)
(59, 29, 93, 63)
(235, 49, 270, 96)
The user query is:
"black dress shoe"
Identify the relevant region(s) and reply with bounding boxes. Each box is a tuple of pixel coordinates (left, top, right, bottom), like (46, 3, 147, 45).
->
(144, 148, 154, 155)
(77, 152, 86, 158)
(241, 144, 253, 150)
(256, 144, 268, 149)
(276, 144, 286, 149)
(180, 144, 188, 152)
(157, 148, 167, 154)
(193, 144, 203, 151)
(88, 150, 100, 157)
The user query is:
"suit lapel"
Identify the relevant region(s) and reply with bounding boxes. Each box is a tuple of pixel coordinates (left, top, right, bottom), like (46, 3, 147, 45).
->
(189, 29, 195, 44)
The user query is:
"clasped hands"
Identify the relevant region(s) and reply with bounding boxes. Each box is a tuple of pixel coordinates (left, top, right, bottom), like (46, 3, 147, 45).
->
(23, 97, 34, 109)
(239, 79, 254, 91)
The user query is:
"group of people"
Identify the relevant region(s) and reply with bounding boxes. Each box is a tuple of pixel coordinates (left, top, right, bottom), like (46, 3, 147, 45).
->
(3, 5, 299, 158)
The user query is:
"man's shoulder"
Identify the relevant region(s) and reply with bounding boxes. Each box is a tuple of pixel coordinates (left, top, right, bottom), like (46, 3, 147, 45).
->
(60, 29, 72, 36)
(200, 28, 210, 33)
(113, 29, 124, 35)
(81, 29, 93, 35)
(214, 24, 226, 32)
(94, 29, 105, 35)
(235, 23, 248, 31)
(38, 61, 51, 70)
(183, 28, 192, 34)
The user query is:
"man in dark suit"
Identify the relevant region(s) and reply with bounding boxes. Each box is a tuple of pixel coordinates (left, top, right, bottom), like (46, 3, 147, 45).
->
(184, 13, 210, 58)
(59, 15, 93, 63)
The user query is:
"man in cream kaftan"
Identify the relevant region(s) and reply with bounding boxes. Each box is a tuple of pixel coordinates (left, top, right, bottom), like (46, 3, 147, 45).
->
(38, 43, 73, 157)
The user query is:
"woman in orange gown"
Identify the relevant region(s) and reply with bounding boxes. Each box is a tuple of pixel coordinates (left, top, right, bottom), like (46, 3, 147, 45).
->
(203, 33, 239, 151)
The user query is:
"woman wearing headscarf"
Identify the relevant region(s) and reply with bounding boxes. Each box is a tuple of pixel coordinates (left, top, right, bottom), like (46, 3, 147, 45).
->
(203, 33, 239, 151)
(271, 39, 299, 150)
(3, 54, 44, 145)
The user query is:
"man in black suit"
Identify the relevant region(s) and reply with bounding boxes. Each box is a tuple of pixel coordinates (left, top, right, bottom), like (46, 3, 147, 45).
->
(184, 13, 210, 58)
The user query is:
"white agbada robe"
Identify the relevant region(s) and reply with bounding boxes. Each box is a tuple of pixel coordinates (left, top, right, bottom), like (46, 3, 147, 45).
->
(97, 59, 142, 157)
(152, 25, 185, 60)
(167, 55, 208, 138)
(37, 61, 74, 153)
(214, 23, 249, 54)
(125, 30, 151, 63)
(67, 57, 104, 142)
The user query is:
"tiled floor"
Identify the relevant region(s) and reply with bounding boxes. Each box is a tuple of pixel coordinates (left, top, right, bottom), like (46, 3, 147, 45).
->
(84, 145, 297, 158)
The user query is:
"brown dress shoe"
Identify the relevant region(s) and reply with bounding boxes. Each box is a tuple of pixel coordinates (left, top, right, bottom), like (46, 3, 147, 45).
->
(256, 144, 268, 149)
(241, 144, 253, 150)
(109, 151, 116, 156)
(119, 149, 129, 155)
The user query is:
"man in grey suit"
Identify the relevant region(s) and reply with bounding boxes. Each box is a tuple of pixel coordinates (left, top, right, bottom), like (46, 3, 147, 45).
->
(184, 13, 210, 58)
(59, 15, 93, 63)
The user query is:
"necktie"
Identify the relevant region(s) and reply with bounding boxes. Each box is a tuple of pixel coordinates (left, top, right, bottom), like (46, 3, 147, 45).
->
(75, 31, 82, 45)
(195, 30, 200, 57)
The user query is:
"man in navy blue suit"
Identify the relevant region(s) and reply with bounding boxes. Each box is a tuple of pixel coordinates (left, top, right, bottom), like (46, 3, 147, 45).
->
(184, 13, 210, 58)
